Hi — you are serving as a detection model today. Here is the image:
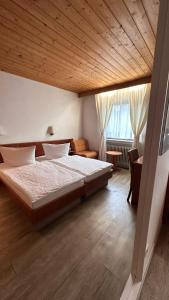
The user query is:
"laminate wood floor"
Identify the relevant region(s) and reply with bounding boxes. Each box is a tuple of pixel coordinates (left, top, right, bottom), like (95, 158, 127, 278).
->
(140, 224, 169, 300)
(0, 169, 136, 300)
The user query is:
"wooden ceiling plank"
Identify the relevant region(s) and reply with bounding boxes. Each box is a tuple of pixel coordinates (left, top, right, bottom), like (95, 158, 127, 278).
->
(48, 0, 140, 78)
(0, 18, 114, 86)
(0, 63, 89, 92)
(0, 57, 99, 91)
(0, 0, 159, 92)
(124, 0, 156, 56)
(104, 0, 154, 70)
(0, 39, 60, 72)
(0, 2, 115, 84)
(30, 0, 136, 80)
(69, 0, 146, 76)
(0, 27, 90, 82)
(0, 45, 89, 81)
(0, 51, 60, 78)
(12, 0, 124, 81)
(0, 38, 111, 88)
(0, 44, 85, 80)
(86, 0, 151, 74)
(50, 0, 144, 76)
(0, 46, 47, 73)
(0, 27, 118, 89)
(0, 34, 66, 74)
(0, 68, 74, 91)
(0, 54, 108, 89)
(79, 75, 152, 97)
(0, 55, 68, 82)
(142, 0, 160, 35)
(1, 0, 117, 83)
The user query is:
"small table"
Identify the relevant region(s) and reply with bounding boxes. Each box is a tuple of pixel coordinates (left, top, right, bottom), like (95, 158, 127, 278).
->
(131, 156, 143, 205)
(106, 151, 122, 170)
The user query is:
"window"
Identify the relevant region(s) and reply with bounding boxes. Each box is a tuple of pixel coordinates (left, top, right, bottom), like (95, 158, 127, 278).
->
(106, 102, 133, 140)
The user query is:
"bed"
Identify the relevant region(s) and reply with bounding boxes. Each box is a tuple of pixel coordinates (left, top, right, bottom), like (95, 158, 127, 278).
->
(0, 139, 113, 225)
(0, 139, 86, 226)
(0, 160, 85, 225)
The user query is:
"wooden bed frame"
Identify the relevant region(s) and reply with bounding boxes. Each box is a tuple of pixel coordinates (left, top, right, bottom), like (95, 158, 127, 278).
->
(0, 139, 113, 226)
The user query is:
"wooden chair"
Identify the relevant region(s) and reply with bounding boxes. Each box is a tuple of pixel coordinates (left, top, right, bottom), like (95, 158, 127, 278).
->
(71, 138, 98, 159)
(127, 148, 139, 203)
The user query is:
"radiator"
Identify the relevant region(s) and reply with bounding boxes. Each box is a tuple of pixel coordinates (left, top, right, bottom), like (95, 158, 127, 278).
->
(106, 140, 132, 169)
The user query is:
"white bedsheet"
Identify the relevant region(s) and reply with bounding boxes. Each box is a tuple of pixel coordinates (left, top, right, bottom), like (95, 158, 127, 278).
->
(49, 155, 113, 182)
(0, 161, 85, 209)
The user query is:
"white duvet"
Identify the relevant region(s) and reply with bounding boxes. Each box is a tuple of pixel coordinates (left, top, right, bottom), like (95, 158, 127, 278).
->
(0, 161, 85, 209)
(50, 155, 113, 182)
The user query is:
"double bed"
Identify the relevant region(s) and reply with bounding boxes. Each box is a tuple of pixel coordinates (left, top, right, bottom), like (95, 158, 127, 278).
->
(0, 139, 113, 226)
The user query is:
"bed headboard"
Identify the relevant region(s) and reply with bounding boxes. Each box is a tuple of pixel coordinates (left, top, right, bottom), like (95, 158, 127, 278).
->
(0, 139, 73, 163)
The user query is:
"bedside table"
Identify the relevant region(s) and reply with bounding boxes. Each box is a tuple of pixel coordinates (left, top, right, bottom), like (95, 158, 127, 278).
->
(106, 150, 122, 170)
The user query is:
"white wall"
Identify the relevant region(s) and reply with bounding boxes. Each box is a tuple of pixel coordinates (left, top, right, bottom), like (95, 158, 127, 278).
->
(0, 71, 82, 144)
(82, 95, 99, 150)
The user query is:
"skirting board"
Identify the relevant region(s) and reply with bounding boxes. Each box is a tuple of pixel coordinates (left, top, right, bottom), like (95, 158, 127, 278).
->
(120, 243, 155, 300)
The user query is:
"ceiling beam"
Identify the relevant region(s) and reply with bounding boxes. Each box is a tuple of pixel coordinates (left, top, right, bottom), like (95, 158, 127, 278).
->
(78, 75, 152, 97)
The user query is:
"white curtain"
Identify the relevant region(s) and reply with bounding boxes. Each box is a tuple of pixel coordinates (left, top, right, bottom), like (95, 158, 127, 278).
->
(95, 83, 151, 160)
(106, 89, 132, 140)
(129, 83, 151, 149)
(95, 93, 113, 160)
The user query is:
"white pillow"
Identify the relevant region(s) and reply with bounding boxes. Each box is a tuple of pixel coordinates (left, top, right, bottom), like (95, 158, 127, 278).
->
(42, 143, 70, 159)
(0, 146, 36, 167)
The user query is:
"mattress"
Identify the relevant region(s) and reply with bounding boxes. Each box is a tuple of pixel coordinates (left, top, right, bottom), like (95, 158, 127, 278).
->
(49, 155, 113, 182)
(0, 161, 85, 209)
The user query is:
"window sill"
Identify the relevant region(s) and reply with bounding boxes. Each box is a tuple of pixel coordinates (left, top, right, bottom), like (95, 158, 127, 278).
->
(106, 138, 133, 143)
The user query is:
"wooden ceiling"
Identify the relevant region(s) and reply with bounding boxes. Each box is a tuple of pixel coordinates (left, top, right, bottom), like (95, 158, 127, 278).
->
(0, 0, 160, 94)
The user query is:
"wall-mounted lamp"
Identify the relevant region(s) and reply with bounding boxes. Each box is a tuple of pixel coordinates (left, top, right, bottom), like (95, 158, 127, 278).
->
(47, 126, 55, 136)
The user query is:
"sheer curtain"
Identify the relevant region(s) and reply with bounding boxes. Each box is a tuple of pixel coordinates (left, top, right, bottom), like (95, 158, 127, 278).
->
(95, 83, 151, 160)
(129, 83, 151, 149)
(95, 93, 113, 160)
(106, 89, 132, 140)
(106, 84, 151, 151)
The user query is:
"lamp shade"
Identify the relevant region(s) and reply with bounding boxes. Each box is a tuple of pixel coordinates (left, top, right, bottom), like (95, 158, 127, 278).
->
(47, 126, 54, 135)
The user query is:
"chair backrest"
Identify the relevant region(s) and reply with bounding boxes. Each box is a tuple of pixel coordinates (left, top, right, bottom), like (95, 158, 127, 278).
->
(128, 148, 139, 187)
(128, 148, 139, 167)
(72, 138, 89, 153)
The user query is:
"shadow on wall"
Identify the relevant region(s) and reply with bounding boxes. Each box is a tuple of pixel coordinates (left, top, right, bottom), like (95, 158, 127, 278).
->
(82, 95, 99, 151)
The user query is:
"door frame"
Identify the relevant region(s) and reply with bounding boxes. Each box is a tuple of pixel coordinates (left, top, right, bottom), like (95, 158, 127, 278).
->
(121, 0, 169, 298)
